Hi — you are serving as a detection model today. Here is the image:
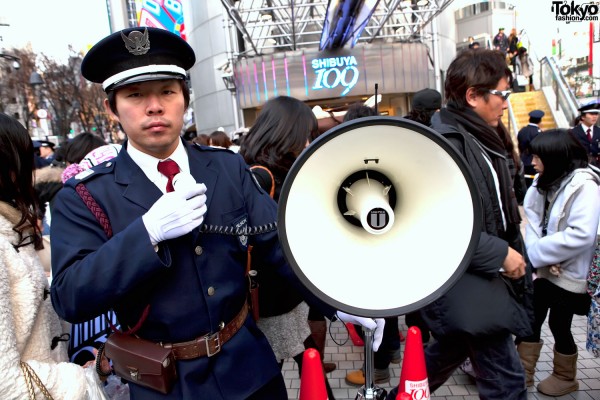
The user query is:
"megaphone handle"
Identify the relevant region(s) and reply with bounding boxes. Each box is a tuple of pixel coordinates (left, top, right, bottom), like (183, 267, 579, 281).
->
(354, 329, 387, 400)
(364, 328, 375, 392)
(355, 328, 378, 399)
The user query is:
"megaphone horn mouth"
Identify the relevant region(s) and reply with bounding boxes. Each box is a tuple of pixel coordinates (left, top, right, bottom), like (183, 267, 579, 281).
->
(337, 169, 397, 234)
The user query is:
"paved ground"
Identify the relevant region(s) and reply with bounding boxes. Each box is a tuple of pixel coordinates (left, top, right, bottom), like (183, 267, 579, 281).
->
(282, 314, 600, 399)
(283, 208, 600, 399)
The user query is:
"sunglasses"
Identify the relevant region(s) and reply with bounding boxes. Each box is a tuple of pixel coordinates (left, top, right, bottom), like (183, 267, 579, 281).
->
(488, 89, 511, 100)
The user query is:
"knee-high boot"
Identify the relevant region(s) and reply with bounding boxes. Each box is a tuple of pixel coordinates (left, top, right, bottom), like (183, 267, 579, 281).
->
(537, 348, 579, 396)
(517, 340, 543, 387)
(304, 320, 336, 373)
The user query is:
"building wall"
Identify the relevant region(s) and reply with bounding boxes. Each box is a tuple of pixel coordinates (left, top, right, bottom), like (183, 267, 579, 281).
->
(184, 2, 517, 133)
(186, 2, 239, 135)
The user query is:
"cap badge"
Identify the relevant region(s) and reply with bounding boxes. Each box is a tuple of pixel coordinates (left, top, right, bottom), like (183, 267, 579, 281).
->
(121, 29, 150, 56)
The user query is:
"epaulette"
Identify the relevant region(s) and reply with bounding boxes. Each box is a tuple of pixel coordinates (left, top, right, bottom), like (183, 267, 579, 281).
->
(191, 143, 235, 154)
(70, 160, 116, 184)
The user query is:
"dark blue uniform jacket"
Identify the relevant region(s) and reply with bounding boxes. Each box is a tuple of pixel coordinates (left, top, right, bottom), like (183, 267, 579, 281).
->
(50, 140, 333, 399)
(517, 124, 540, 167)
(571, 124, 600, 158)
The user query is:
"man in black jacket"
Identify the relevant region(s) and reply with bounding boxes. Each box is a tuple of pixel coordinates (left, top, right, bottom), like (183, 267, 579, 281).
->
(422, 49, 531, 399)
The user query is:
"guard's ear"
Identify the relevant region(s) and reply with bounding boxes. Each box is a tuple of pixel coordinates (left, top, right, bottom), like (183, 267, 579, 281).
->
(103, 98, 119, 122)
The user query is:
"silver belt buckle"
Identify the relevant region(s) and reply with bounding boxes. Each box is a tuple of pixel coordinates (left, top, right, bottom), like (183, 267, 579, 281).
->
(204, 332, 221, 357)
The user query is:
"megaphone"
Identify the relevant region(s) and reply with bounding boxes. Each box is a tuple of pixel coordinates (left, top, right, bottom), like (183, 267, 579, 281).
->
(277, 116, 481, 318)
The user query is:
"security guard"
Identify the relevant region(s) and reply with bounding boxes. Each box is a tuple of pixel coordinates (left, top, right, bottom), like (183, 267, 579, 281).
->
(570, 103, 600, 166)
(517, 109, 544, 187)
(50, 27, 383, 400)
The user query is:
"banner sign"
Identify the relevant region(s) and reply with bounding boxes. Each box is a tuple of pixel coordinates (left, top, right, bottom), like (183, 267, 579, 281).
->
(136, 0, 186, 40)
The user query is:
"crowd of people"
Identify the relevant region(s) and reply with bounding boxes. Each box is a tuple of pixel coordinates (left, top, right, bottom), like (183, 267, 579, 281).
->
(1, 24, 599, 400)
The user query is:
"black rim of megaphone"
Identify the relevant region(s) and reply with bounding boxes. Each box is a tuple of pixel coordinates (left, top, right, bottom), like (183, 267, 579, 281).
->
(277, 116, 482, 318)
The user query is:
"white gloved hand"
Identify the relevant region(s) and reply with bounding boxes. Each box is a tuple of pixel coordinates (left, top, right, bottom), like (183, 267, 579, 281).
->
(142, 183, 207, 245)
(336, 311, 385, 352)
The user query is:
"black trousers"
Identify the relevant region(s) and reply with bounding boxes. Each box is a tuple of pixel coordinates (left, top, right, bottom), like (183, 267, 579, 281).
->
(518, 278, 591, 354)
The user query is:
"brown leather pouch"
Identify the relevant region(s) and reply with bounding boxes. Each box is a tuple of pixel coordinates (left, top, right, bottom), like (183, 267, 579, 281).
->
(104, 332, 177, 394)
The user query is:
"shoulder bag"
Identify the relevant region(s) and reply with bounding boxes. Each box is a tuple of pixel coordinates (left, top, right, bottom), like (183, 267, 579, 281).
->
(245, 165, 276, 322)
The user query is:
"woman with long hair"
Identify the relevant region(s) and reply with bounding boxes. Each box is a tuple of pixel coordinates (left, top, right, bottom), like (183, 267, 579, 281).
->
(239, 96, 337, 398)
(516, 129, 600, 395)
(0, 113, 107, 399)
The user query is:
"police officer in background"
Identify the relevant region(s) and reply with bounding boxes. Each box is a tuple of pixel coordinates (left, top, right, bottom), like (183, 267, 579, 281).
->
(517, 110, 544, 187)
(37, 139, 56, 163)
(570, 103, 600, 167)
(50, 27, 383, 400)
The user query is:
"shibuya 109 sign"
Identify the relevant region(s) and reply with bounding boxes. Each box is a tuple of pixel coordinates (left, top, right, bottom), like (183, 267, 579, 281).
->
(311, 56, 359, 96)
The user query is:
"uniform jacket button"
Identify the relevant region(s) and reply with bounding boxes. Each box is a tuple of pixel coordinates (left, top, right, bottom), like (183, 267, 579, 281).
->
(207, 287, 215, 296)
(195, 246, 203, 255)
(218, 321, 225, 330)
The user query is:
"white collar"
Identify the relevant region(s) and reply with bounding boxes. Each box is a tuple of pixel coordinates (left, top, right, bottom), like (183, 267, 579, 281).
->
(127, 139, 190, 193)
(581, 123, 594, 131)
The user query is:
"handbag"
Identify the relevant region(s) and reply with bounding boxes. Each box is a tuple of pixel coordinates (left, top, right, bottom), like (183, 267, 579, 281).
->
(515, 74, 528, 87)
(586, 236, 600, 297)
(103, 332, 177, 394)
(244, 164, 277, 322)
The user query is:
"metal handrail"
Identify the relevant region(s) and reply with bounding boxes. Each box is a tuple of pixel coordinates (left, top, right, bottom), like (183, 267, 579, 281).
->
(540, 56, 579, 125)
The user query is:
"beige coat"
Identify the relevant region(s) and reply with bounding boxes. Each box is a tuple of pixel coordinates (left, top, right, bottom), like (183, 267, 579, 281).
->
(0, 202, 91, 399)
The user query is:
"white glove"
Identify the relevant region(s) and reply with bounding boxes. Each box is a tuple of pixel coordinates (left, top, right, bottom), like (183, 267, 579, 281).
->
(142, 183, 207, 245)
(336, 311, 385, 352)
(172, 172, 197, 192)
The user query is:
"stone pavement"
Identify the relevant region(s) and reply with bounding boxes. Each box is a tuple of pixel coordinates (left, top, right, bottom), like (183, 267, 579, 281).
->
(282, 314, 600, 399)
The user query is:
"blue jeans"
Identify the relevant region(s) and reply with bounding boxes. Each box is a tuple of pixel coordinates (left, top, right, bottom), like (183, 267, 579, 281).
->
(425, 332, 526, 400)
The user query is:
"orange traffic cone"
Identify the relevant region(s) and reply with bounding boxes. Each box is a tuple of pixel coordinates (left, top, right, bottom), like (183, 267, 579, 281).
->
(397, 326, 430, 400)
(299, 348, 328, 400)
(345, 323, 364, 346)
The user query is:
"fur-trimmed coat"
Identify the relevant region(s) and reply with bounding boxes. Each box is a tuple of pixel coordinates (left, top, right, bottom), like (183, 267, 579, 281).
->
(0, 201, 89, 399)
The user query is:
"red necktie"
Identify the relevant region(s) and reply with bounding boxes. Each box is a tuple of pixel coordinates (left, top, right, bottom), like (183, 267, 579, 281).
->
(157, 159, 180, 192)
(587, 128, 593, 143)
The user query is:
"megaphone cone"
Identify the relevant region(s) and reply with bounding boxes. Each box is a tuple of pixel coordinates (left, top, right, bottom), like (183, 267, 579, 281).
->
(299, 348, 328, 400)
(345, 323, 364, 346)
(398, 326, 430, 400)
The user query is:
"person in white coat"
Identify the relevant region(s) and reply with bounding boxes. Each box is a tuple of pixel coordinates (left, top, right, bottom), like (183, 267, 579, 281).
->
(516, 129, 600, 396)
(0, 113, 106, 399)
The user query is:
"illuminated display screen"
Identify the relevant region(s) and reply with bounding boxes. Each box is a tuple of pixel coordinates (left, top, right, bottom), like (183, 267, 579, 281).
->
(234, 43, 432, 109)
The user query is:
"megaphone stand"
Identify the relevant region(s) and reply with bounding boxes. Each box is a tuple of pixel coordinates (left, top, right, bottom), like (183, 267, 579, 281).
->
(355, 327, 387, 400)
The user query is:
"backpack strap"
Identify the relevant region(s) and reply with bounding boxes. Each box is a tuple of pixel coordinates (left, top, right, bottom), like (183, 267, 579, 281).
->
(250, 165, 275, 198)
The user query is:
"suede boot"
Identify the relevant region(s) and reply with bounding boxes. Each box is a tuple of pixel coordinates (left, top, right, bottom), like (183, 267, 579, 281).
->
(345, 367, 390, 385)
(517, 340, 543, 387)
(537, 348, 579, 396)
